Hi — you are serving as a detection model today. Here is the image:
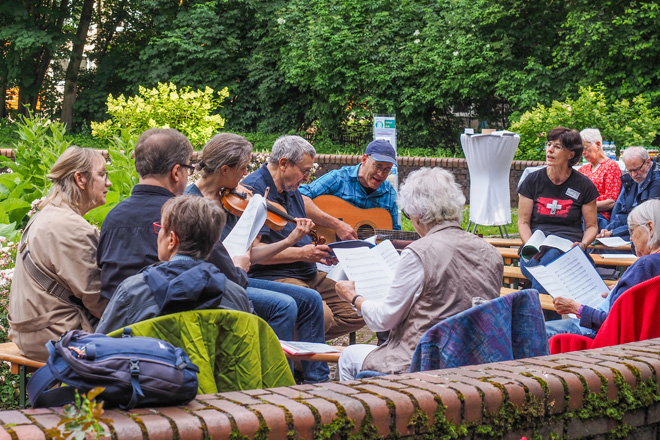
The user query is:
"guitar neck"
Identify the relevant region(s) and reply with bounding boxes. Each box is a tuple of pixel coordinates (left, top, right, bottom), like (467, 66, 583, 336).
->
(368, 229, 420, 241)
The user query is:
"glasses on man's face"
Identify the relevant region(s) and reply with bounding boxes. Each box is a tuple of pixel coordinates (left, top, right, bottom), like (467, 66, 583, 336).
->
(545, 141, 564, 151)
(179, 163, 195, 173)
(627, 161, 647, 174)
(152, 221, 162, 235)
(290, 160, 312, 178)
(369, 158, 393, 175)
(402, 209, 410, 220)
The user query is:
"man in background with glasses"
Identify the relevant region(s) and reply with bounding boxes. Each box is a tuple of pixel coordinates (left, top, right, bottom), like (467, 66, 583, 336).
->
(598, 146, 660, 240)
(300, 139, 400, 241)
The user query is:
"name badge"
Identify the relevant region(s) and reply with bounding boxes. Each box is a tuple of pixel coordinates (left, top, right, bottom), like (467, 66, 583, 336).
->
(565, 188, 580, 200)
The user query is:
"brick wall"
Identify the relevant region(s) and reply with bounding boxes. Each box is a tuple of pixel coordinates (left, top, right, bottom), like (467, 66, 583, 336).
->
(3, 339, 660, 439)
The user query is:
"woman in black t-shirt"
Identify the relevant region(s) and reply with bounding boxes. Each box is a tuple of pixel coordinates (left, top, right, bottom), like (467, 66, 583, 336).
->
(518, 127, 599, 296)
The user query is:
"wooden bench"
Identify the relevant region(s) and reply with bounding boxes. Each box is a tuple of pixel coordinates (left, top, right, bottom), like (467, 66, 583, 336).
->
(0, 342, 45, 408)
(500, 287, 555, 311)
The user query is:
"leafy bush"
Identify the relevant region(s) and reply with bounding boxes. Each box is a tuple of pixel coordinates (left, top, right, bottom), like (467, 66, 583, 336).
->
(91, 82, 229, 149)
(0, 113, 72, 232)
(510, 85, 660, 160)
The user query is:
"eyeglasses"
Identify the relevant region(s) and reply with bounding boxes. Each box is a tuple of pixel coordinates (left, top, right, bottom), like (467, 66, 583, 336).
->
(545, 141, 564, 151)
(290, 160, 312, 177)
(402, 209, 410, 220)
(628, 223, 644, 236)
(627, 161, 648, 174)
(368, 157, 393, 175)
(179, 163, 195, 172)
(152, 221, 162, 235)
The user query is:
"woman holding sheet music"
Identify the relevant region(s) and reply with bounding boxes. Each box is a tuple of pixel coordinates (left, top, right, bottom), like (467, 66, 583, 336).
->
(546, 200, 660, 338)
(185, 133, 329, 384)
(518, 127, 599, 299)
(335, 168, 503, 380)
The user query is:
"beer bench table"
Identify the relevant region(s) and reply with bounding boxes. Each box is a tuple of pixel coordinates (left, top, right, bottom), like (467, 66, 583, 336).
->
(0, 342, 45, 408)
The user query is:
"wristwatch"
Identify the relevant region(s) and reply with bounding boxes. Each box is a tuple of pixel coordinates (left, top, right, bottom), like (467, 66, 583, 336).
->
(351, 294, 363, 306)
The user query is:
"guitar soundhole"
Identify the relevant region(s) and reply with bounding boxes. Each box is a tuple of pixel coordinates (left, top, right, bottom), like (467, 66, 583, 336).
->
(356, 225, 376, 239)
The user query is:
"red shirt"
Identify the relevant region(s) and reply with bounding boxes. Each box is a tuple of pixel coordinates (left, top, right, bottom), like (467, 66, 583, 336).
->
(577, 159, 622, 220)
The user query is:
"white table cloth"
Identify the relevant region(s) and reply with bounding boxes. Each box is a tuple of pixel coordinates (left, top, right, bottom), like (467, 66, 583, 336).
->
(461, 131, 520, 226)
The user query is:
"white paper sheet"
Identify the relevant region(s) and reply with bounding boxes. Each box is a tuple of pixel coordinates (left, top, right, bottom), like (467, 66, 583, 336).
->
(526, 246, 607, 308)
(595, 237, 631, 247)
(222, 194, 268, 258)
(332, 240, 400, 301)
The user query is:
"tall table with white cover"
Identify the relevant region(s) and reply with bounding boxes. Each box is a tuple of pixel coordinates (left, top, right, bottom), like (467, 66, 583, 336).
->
(460, 131, 520, 237)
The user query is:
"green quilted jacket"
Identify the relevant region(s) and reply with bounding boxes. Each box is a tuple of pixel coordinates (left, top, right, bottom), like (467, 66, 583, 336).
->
(108, 309, 294, 393)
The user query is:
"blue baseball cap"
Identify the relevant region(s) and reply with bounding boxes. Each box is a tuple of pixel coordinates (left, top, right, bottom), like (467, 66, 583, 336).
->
(365, 140, 397, 165)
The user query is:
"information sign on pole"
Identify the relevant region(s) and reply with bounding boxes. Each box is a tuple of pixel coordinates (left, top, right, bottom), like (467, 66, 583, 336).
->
(373, 114, 399, 223)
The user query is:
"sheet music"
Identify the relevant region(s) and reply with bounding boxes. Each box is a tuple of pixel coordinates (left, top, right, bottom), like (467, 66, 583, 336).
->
(332, 244, 394, 301)
(527, 246, 607, 308)
(222, 194, 267, 258)
(595, 237, 631, 247)
(371, 240, 401, 272)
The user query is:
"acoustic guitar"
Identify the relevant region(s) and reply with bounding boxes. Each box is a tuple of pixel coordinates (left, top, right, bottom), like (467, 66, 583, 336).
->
(311, 195, 420, 243)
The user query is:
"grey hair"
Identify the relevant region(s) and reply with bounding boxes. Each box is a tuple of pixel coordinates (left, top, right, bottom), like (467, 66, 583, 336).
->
(398, 167, 465, 226)
(621, 146, 649, 162)
(628, 199, 660, 251)
(268, 135, 317, 164)
(580, 128, 603, 144)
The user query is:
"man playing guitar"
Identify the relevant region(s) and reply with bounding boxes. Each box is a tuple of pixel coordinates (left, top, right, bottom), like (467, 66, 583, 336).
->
(300, 140, 400, 241)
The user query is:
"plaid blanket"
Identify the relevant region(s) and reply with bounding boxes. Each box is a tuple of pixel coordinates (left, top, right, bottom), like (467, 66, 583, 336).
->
(409, 289, 548, 372)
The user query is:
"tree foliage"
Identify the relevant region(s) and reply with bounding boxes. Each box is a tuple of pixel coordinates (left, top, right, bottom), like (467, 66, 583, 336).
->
(1, 0, 659, 152)
(511, 86, 660, 160)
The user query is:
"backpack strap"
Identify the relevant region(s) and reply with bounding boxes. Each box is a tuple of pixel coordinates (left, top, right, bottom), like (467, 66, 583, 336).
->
(27, 363, 78, 407)
(19, 218, 83, 309)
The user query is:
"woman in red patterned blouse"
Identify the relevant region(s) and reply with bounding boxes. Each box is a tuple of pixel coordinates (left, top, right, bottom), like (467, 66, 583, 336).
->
(578, 128, 622, 230)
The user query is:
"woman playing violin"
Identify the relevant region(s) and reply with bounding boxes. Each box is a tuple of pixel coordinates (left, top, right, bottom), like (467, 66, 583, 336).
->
(185, 133, 330, 384)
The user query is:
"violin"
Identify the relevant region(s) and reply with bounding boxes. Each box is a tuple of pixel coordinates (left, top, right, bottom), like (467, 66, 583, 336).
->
(221, 184, 326, 245)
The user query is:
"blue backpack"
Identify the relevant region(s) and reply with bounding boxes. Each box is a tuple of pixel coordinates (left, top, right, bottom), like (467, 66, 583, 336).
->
(27, 329, 199, 409)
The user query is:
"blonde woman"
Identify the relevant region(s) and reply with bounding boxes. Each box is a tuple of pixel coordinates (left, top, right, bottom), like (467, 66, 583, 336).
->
(9, 147, 111, 361)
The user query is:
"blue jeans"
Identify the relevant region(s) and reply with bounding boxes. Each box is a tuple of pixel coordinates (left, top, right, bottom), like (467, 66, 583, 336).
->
(545, 318, 597, 339)
(248, 278, 329, 383)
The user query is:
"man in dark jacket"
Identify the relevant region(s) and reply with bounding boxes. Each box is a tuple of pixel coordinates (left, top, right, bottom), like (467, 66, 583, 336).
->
(97, 196, 250, 334)
(598, 147, 660, 240)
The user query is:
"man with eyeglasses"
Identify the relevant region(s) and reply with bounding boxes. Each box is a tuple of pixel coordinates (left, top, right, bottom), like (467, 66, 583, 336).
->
(97, 128, 204, 300)
(300, 139, 400, 241)
(597, 146, 660, 240)
(238, 135, 365, 341)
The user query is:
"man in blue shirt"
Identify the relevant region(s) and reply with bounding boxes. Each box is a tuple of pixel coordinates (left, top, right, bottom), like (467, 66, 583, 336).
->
(241, 135, 365, 340)
(300, 139, 400, 241)
(598, 147, 660, 240)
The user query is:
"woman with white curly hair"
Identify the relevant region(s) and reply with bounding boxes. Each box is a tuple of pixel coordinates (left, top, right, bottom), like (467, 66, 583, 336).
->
(335, 167, 503, 380)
